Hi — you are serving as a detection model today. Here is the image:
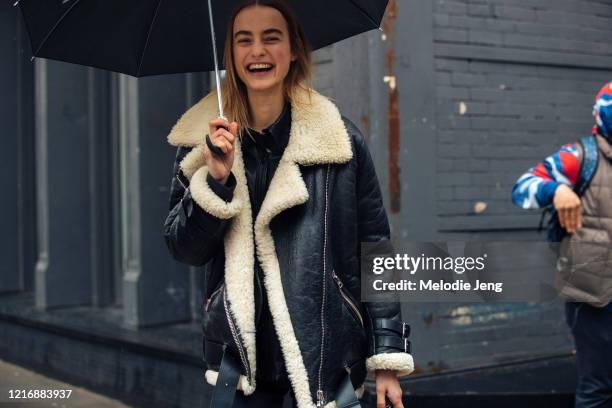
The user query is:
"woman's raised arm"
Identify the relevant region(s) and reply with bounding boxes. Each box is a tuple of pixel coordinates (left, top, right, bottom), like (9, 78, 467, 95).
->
(163, 146, 238, 266)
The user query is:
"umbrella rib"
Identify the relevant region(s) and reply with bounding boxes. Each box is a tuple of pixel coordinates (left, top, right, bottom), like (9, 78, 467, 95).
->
(348, 0, 381, 28)
(32, 0, 83, 57)
(137, 0, 164, 76)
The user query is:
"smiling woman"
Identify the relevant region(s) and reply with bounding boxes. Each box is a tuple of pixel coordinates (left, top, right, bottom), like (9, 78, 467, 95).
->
(163, 1, 413, 407)
(221, 1, 311, 136)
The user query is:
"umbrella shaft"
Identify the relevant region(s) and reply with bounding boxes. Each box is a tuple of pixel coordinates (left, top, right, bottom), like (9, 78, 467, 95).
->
(207, 0, 226, 121)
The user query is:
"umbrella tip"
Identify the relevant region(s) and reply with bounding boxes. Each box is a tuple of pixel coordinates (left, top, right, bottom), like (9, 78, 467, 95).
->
(378, 26, 384, 32)
(30, 56, 35, 62)
(13, 0, 20, 7)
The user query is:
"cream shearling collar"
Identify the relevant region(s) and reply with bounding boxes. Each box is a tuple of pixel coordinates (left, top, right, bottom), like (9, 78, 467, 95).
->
(167, 87, 353, 166)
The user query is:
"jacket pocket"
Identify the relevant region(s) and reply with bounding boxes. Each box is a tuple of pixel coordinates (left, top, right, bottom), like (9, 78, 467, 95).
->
(202, 282, 229, 346)
(202, 283, 253, 383)
(332, 269, 367, 368)
(332, 269, 364, 328)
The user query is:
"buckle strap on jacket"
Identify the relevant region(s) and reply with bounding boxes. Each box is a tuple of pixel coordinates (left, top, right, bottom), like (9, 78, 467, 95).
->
(373, 319, 410, 338)
(372, 318, 411, 354)
(374, 335, 411, 353)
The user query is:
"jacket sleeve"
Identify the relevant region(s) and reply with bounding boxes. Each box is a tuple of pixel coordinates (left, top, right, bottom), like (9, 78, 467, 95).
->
(350, 121, 414, 377)
(511, 143, 580, 209)
(163, 146, 241, 266)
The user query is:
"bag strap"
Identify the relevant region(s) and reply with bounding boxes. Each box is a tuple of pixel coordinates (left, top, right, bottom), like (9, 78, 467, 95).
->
(335, 372, 362, 408)
(576, 135, 599, 196)
(209, 348, 241, 408)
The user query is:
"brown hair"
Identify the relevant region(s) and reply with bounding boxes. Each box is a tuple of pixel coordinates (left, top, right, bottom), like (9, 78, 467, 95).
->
(220, 0, 313, 137)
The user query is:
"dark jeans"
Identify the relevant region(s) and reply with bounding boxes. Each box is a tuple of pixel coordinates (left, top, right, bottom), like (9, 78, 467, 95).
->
(231, 388, 295, 408)
(565, 302, 612, 408)
(231, 387, 367, 407)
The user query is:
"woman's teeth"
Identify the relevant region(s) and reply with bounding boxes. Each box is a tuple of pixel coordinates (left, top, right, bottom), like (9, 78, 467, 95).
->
(247, 63, 273, 73)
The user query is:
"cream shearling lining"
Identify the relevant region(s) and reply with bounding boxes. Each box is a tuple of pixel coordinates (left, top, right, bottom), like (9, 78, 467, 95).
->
(179, 145, 207, 180)
(168, 87, 412, 406)
(177, 121, 258, 395)
(366, 352, 415, 377)
(189, 166, 242, 220)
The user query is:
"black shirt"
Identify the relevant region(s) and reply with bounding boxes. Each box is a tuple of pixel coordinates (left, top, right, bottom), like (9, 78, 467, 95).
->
(207, 101, 292, 394)
(241, 101, 291, 217)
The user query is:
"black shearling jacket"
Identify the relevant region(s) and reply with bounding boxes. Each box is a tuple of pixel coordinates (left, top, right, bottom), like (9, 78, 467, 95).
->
(163, 88, 413, 407)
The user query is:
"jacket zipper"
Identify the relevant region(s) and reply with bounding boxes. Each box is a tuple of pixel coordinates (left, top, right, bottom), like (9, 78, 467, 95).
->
(175, 173, 188, 190)
(331, 270, 364, 328)
(317, 164, 331, 407)
(223, 286, 252, 384)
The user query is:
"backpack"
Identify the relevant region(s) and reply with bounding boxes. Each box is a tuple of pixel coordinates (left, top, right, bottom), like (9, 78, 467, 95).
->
(539, 135, 599, 242)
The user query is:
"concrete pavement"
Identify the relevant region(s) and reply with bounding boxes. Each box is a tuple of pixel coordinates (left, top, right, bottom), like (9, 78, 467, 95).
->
(0, 358, 130, 408)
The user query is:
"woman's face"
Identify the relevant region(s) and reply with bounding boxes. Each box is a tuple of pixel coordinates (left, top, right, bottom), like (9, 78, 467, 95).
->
(232, 5, 296, 95)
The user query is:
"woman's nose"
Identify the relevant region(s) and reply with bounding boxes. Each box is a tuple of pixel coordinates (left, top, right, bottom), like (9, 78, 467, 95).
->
(251, 40, 266, 56)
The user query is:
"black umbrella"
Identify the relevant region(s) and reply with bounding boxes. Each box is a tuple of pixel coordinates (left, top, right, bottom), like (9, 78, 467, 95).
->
(16, 0, 387, 120)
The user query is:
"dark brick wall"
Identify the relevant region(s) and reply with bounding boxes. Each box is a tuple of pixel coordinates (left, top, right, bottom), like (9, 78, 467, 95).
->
(394, 0, 612, 377)
(432, 0, 612, 232)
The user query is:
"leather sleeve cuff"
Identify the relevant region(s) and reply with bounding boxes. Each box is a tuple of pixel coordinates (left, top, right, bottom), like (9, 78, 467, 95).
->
(366, 318, 414, 377)
(189, 166, 242, 220)
(372, 319, 411, 352)
(206, 172, 236, 202)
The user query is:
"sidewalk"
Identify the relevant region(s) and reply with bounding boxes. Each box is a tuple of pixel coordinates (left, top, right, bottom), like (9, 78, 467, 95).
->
(0, 359, 130, 408)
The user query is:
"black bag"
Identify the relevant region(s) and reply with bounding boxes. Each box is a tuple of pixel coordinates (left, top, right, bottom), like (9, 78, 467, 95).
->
(539, 135, 599, 242)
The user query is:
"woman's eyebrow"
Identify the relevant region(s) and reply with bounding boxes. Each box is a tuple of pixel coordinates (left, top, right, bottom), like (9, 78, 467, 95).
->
(262, 28, 283, 35)
(234, 30, 251, 38)
(234, 28, 283, 38)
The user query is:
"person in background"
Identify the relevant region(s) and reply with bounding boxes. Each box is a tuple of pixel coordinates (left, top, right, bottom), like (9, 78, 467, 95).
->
(512, 82, 612, 408)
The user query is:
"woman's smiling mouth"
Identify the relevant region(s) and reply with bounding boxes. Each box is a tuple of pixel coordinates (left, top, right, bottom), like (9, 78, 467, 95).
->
(247, 63, 274, 76)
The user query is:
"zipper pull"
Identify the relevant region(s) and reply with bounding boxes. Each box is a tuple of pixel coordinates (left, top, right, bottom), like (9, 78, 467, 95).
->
(331, 270, 342, 288)
(316, 390, 326, 407)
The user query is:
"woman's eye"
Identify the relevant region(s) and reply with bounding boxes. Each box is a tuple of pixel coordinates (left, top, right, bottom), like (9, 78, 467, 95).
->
(265, 37, 280, 42)
(237, 39, 251, 44)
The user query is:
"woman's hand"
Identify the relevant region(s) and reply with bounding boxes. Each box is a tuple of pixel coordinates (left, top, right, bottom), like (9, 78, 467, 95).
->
(204, 118, 238, 184)
(553, 184, 582, 234)
(375, 369, 404, 408)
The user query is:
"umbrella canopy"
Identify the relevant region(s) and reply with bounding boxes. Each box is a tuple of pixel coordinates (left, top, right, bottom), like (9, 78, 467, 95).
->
(17, 0, 388, 77)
